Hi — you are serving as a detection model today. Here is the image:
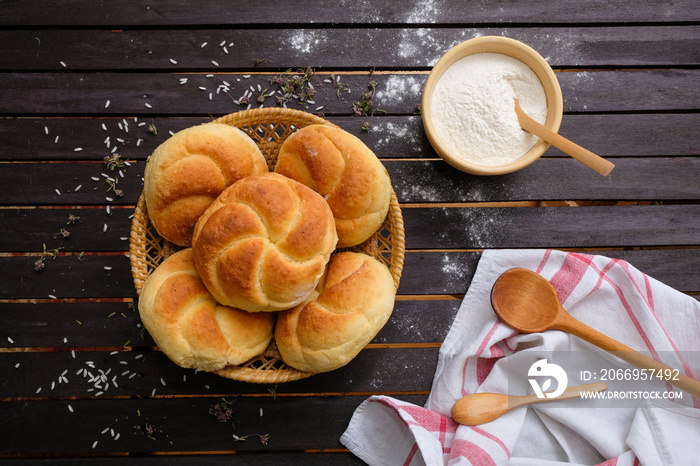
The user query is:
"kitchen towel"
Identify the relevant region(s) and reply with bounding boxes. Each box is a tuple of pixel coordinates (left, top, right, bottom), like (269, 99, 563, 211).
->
(340, 249, 700, 465)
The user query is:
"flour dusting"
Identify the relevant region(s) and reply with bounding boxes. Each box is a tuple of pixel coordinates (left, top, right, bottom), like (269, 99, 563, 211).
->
(376, 75, 422, 105)
(289, 30, 326, 54)
(405, 0, 440, 23)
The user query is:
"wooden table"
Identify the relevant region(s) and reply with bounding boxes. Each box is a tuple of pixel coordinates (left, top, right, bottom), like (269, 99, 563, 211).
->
(1, 1, 698, 463)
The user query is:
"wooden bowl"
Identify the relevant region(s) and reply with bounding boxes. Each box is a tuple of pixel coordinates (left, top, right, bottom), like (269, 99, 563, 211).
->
(421, 36, 563, 176)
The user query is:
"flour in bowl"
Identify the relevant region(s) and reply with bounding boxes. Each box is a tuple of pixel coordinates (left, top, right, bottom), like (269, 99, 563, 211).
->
(429, 53, 548, 167)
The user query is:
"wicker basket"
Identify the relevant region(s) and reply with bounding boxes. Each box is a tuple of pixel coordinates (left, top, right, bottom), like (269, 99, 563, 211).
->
(129, 107, 405, 384)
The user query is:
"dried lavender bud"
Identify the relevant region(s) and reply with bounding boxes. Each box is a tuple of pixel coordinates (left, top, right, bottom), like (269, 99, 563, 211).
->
(34, 258, 45, 271)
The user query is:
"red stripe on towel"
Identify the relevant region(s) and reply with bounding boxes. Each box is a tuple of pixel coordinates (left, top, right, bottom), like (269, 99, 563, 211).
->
(402, 442, 419, 466)
(462, 320, 502, 396)
(468, 425, 511, 457)
(535, 249, 553, 274)
(549, 252, 594, 303)
(617, 260, 700, 407)
(576, 258, 666, 372)
(450, 439, 498, 465)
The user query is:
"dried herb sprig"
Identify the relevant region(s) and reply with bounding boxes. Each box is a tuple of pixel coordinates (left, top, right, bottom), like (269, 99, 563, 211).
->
(352, 79, 386, 117)
(254, 87, 274, 104)
(234, 94, 251, 106)
(209, 397, 236, 426)
(330, 74, 350, 99)
(103, 153, 125, 171)
(252, 57, 272, 67)
(233, 433, 270, 446)
(34, 244, 63, 271)
(267, 384, 278, 399)
(209, 398, 270, 446)
(269, 66, 316, 107)
(106, 178, 124, 197)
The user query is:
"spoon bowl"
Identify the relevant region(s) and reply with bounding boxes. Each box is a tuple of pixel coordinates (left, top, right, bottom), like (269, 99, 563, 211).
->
(490, 267, 562, 333)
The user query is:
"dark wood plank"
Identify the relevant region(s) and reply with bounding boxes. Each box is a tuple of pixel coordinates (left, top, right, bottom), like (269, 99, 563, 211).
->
(0, 116, 212, 162)
(403, 205, 700, 249)
(1, 0, 697, 26)
(388, 157, 700, 203)
(400, 249, 700, 295)
(0, 395, 426, 454)
(0, 452, 365, 466)
(3, 157, 699, 207)
(0, 453, 363, 465)
(2, 26, 699, 70)
(0, 299, 457, 348)
(0, 164, 145, 205)
(2, 114, 699, 162)
(0, 255, 136, 300)
(1, 70, 699, 116)
(3, 247, 700, 301)
(0, 301, 147, 348)
(0, 207, 134, 252)
(0, 347, 440, 398)
(3, 204, 699, 255)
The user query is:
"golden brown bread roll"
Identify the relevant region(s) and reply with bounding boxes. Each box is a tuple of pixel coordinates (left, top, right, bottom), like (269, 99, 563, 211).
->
(144, 122, 267, 246)
(275, 251, 396, 373)
(138, 248, 274, 372)
(274, 124, 392, 248)
(191, 172, 338, 313)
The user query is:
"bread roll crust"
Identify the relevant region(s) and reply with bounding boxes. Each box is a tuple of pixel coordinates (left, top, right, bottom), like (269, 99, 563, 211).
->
(192, 172, 338, 313)
(274, 124, 392, 248)
(275, 252, 396, 373)
(144, 123, 267, 246)
(138, 249, 273, 372)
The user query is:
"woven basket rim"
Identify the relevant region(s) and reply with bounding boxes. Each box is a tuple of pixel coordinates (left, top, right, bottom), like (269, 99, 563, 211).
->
(129, 108, 405, 383)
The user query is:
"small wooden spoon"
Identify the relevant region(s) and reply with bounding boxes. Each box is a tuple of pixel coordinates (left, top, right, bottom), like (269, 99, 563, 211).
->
(491, 268, 700, 398)
(452, 382, 607, 425)
(514, 99, 615, 176)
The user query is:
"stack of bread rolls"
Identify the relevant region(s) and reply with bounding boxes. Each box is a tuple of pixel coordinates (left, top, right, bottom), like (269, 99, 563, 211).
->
(138, 121, 396, 375)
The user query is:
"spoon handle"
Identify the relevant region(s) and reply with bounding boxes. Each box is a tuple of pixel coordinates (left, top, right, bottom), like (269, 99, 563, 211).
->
(557, 316, 700, 398)
(510, 382, 608, 409)
(514, 100, 615, 176)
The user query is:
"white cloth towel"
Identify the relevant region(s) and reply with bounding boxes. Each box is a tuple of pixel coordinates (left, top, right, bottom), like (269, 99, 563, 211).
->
(341, 249, 700, 465)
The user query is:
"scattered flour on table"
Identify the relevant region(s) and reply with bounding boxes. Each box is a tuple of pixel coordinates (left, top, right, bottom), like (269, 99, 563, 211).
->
(429, 53, 548, 167)
(376, 75, 423, 105)
(288, 30, 327, 54)
(404, 0, 441, 22)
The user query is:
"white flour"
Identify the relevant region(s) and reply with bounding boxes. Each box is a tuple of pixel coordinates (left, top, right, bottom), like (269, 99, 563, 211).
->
(429, 53, 548, 167)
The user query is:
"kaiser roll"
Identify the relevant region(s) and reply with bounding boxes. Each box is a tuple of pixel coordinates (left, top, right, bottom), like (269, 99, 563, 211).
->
(144, 122, 267, 246)
(274, 124, 392, 248)
(191, 172, 338, 313)
(275, 251, 396, 373)
(138, 248, 274, 372)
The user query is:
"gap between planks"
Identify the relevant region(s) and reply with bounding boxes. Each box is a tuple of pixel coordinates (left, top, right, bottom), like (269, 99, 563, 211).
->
(1, 391, 431, 403)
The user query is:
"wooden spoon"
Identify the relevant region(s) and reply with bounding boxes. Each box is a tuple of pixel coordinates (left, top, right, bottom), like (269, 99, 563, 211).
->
(452, 382, 607, 425)
(514, 99, 615, 176)
(491, 268, 700, 398)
